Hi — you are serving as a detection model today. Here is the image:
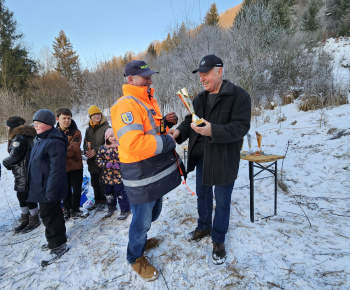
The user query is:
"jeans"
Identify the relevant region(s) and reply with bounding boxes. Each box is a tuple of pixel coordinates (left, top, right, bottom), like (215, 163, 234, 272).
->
(127, 198, 162, 264)
(196, 159, 235, 243)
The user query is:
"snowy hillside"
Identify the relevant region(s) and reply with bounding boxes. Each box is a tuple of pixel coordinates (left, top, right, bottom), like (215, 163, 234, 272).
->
(0, 38, 349, 289)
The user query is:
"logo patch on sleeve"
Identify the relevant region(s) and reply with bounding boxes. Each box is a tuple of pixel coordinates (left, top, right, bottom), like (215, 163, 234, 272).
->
(150, 109, 156, 115)
(121, 112, 134, 124)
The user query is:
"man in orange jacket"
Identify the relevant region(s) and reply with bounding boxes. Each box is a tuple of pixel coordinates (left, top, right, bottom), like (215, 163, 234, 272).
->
(111, 60, 181, 281)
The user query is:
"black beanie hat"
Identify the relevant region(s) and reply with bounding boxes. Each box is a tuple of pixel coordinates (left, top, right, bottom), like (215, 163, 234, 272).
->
(6, 116, 26, 130)
(33, 109, 56, 126)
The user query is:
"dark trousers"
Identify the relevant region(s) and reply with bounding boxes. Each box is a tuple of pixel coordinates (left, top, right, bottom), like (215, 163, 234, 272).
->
(90, 172, 106, 203)
(17, 191, 37, 210)
(39, 201, 67, 249)
(105, 183, 130, 212)
(63, 169, 83, 212)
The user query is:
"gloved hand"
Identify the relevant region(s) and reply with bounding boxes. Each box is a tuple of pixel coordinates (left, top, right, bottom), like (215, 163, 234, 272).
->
(106, 162, 113, 169)
(112, 163, 120, 170)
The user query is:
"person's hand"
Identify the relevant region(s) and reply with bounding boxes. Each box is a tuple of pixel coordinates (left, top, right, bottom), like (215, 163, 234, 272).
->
(191, 120, 212, 136)
(112, 163, 120, 170)
(85, 149, 96, 159)
(166, 112, 178, 124)
(167, 128, 180, 140)
(106, 162, 113, 169)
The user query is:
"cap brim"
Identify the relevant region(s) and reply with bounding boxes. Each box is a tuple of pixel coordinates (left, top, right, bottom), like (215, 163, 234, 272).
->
(138, 70, 159, 76)
(192, 66, 213, 74)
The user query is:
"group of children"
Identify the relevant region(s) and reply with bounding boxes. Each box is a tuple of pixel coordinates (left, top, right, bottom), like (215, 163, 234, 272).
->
(2, 105, 130, 266)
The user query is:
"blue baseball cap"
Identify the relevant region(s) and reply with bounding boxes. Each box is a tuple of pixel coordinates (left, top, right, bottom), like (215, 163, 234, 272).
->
(124, 60, 159, 77)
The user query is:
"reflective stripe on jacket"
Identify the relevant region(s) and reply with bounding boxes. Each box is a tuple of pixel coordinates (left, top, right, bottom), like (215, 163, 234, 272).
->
(111, 84, 181, 204)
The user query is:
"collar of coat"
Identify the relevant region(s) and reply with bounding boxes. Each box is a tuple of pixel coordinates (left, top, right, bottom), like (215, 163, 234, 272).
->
(122, 84, 155, 101)
(9, 125, 37, 141)
(86, 114, 108, 128)
(57, 119, 78, 135)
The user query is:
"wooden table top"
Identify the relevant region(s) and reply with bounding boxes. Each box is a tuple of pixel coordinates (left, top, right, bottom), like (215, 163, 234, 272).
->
(240, 154, 285, 163)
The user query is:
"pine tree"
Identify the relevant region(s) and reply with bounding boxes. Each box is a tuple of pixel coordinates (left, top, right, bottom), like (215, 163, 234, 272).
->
(0, 0, 35, 91)
(301, 0, 322, 32)
(52, 30, 80, 79)
(204, 3, 220, 26)
(146, 42, 157, 58)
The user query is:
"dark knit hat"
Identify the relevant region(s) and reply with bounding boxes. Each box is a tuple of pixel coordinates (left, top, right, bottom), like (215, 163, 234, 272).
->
(6, 116, 26, 130)
(33, 109, 56, 126)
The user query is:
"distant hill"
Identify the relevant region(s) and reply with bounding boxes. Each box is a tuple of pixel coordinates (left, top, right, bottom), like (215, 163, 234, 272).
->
(219, 4, 242, 29)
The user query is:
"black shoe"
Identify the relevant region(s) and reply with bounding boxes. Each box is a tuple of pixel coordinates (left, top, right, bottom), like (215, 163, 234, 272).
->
(95, 203, 107, 212)
(71, 210, 89, 219)
(102, 206, 115, 219)
(117, 211, 130, 220)
(187, 228, 211, 242)
(212, 242, 226, 265)
(14, 213, 29, 233)
(41, 244, 50, 251)
(41, 243, 69, 267)
(21, 214, 40, 233)
(63, 209, 71, 221)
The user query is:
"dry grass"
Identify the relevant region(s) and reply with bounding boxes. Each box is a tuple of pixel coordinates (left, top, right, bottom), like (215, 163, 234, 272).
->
(298, 92, 348, 111)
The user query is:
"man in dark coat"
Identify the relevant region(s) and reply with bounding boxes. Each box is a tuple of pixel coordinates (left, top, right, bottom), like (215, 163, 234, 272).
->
(27, 109, 69, 267)
(168, 54, 251, 265)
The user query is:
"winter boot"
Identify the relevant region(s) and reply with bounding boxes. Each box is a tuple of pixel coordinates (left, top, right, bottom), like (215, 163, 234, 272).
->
(103, 206, 115, 219)
(212, 242, 227, 265)
(41, 243, 69, 267)
(131, 256, 159, 281)
(63, 208, 71, 221)
(187, 228, 211, 242)
(71, 209, 89, 219)
(144, 237, 159, 251)
(117, 210, 130, 220)
(14, 213, 29, 233)
(21, 214, 40, 234)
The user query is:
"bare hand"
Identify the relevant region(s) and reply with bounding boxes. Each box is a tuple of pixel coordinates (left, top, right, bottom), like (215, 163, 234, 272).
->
(167, 128, 180, 140)
(85, 149, 96, 159)
(190, 120, 212, 136)
(166, 112, 178, 124)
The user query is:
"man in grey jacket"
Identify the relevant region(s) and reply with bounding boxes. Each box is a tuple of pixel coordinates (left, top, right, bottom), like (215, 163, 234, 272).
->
(168, 54, 251, 265)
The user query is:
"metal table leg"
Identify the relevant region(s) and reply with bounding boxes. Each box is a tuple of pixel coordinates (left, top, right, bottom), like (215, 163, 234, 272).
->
(249, 161, 254, 222)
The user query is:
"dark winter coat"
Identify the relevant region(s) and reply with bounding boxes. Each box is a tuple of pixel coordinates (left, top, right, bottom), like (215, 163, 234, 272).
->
(2, 125, 37, 192)
(27, 127, 68, 203)
(176, 80, 251, 186)
(83, 115, 111, 173)
(57, 119, 83, 172)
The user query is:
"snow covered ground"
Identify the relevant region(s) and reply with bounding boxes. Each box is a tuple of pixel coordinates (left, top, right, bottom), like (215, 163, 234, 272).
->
(0, 38, 349, 289)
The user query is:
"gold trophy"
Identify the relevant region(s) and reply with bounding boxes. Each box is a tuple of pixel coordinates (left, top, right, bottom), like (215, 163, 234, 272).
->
(255, 131, 263, 154)
(87, 141, 92, 152)
(176, 88, 205, 126)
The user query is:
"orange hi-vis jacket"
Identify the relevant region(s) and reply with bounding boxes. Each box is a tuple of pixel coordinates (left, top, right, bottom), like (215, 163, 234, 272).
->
(111, 84, 181, 204)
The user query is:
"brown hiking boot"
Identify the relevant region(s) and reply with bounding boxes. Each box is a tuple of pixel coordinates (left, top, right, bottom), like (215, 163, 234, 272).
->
(144, 238, 159, 251)
(131, 256, 159, 281)
(187, 228, 211, 242)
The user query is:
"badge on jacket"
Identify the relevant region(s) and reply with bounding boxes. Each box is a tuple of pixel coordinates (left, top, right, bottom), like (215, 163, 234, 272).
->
(121, 112, 134, 124)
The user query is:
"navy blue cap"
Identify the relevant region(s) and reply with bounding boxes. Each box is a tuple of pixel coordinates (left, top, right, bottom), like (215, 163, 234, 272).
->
(124, 60, 159, 77)
(192, 54, 223, 74)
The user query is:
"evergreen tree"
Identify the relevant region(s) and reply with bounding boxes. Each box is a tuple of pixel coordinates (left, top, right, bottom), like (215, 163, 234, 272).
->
(204, 3, 220, 26)
(146, 42, 157, 58)
(270, 0, 290, 29)
(52, 29, 80, 79)
(301, 0, 322, 32)
(327, 0, 350, 36)
(0, 0, 35, 91)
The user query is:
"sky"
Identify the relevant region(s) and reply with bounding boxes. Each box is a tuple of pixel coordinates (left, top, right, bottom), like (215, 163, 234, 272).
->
(5, 0, 243, 68)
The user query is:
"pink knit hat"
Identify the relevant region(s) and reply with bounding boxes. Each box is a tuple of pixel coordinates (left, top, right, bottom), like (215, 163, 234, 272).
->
(105, 128, 114, 140)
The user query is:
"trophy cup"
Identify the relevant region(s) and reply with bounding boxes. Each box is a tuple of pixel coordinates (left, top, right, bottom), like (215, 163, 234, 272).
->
(87, 141, 92, 152)
(255, 131, 263, 154)
(247, 133, 253, 155)
(176, 88, 205, 126)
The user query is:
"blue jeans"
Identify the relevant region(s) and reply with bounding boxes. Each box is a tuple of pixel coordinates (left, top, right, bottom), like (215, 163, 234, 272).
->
(126, 198, 162, 264)
(196, 159, 234, 243)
